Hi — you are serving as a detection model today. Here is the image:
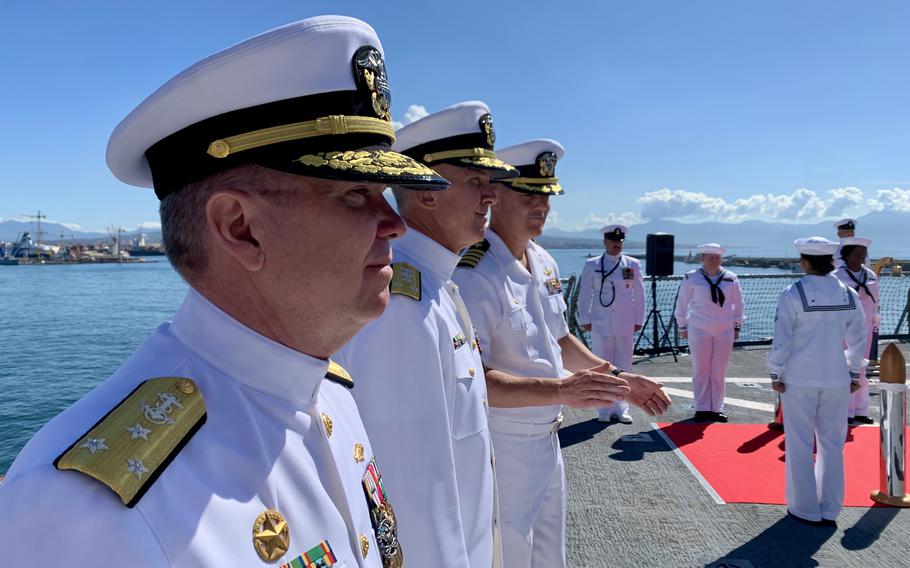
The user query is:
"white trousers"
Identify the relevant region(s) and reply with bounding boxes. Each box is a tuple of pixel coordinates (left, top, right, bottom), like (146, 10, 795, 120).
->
(848, 318, 875, 418)
(688, 327, 734, 412)
(590, 332, 633, 418)
(781, 384, 850, 521)
(490, 421, 566, 568)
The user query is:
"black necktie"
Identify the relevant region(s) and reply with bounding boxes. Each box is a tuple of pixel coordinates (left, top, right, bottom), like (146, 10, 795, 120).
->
(702, 270, 726, 307)
(845, 269, 875, 302)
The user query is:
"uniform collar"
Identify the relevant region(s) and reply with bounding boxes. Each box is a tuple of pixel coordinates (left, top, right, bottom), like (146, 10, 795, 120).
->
(171, 288, 329, 406)
(486, 227, 532, 280)
(395, 227, 460, 281)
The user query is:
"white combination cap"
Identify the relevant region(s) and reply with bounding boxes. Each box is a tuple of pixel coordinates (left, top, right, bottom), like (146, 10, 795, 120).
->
(697, 243, 726, 255)
(393, 101, 517, 178)
(496, 139, 565, 195)
(840, 237, 871, 247)
(795, 236, 838, 255)
(833, 218, 857, 230)
(107, 15, 448, 198)
(600, 224, 629, 239)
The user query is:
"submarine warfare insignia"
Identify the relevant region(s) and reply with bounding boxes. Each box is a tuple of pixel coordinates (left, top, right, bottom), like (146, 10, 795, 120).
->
(362, 458, 403, 568)
(479, 113, 495, 147)
(353, 46, 391, 122)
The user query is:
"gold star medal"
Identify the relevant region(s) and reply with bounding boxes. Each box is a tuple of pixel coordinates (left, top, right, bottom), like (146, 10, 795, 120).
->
(252, 509, 290, 562)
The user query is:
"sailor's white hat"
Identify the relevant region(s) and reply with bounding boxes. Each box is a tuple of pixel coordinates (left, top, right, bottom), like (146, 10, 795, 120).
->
(795, 236, 838, 255)
(393, 101, 517, 178)
(833, 218, 857, 230)
(107, 15, 448, 199)
(697, 243, 726, 255)
(495, 139, 565, 195)
(600, 224, 629, 239)
(840, 237, 871, 248)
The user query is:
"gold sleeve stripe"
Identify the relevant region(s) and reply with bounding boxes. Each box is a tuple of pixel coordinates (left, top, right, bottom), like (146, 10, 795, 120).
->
(207, 115, 395, 158)
(507, 176, 559, 184)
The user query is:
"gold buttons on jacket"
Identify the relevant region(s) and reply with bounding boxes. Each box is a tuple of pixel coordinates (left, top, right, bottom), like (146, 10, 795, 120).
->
(354, 442, 365, 463)
(360, 534, 370, 558)
(321, 413, 333, 437)
(468, 368, 476, 377)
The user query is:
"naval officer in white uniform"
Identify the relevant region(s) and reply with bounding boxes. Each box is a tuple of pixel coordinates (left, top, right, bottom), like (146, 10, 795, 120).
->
(0, 17, 451, 567)
(454, 139, 670, 568)
(767, 237, 867, 525)
(834, 237, 880, 425)
(674, 243, 745, 422)
(577, 224, 645, 423)
(335, 101, 518, 568)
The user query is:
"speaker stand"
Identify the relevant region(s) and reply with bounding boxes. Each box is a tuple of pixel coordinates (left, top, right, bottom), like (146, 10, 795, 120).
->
(635, 275, 678, 361)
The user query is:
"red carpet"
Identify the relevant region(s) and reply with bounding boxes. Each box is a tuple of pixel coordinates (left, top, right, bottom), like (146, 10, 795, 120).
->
(656, 422, 900, 507)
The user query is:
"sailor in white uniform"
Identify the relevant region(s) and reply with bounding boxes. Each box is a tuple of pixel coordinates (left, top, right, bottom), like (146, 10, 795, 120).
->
(0, 17, 452, 567)
(454, 139, 670, 568)
(577, 224, 645, 423)
(335, 101, 518, 568)
(833, 218, 857, 269)
(767, 237, 867, 525)
(834, 237, 879, 425)
(673, 243, 745, 422)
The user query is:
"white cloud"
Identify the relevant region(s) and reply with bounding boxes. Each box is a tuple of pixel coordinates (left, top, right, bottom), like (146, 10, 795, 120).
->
(392, 104, 429, 131)
(573, 211, 642, 230)
(137, 221, 161, 230)
(867, 188, 910, 212)
(823, 187, 864, 217)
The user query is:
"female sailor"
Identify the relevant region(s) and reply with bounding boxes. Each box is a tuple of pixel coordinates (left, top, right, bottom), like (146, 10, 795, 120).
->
(834, 237, 879, 425)
(767, 237, 867, 525)
(673, 243, 745, 422)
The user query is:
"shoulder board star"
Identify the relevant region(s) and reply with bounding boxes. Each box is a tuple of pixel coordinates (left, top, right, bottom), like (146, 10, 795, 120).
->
(325, 360, 354, 389)
(54, 377, 206, 508)
(389, 262, 421, 300)
(458, 239, 490, 268)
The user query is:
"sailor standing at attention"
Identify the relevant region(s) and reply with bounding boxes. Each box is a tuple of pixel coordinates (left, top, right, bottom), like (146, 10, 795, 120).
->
(767, 237, 867, 525)
(833, 218, 857, 269)
(577, 224, 645, 423)
(454, 139, 671, 568)
(673, 243, 745, 422)
(335, 101, 518, 568)
(0, 16, 451, 566)
(834, 237, 879, 425)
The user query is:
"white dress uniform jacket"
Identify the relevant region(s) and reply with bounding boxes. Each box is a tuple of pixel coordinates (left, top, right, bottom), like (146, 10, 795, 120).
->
(454, 228, 569, 568)
(335, 229, 498, 568)
(834, 265, 880, 418)
(0, 290, 393, 567)
(766, 274, 867, 521)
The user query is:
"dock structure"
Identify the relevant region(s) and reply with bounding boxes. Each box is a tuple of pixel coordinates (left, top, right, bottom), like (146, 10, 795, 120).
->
(562, 343, 910, 567)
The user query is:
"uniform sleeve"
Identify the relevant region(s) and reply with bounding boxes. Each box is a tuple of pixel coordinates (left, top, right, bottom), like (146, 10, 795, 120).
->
(673, 276, 693, 329)
(730, 276, 745, 327)
(0, 465, 170, 566)
(766, 289, 797, 380)
(576, 261, 595, 326)
(844, 289, 869, 376)
(455, 269, 503, 360)
(632, 260, 645, 327)
(340, 300, 472, 568)
(869, 270, 881, 327)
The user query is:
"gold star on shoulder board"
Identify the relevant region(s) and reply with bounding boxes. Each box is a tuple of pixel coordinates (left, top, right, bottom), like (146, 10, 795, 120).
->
(252, 509, 290, 562)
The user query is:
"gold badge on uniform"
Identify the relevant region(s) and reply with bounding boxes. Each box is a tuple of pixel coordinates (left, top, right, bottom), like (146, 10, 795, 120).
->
(352, 46, 391, 121)
(252, 509, 290, 562)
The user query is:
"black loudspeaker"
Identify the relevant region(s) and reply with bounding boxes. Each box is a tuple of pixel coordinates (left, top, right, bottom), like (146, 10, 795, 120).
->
(646, 233, 674, 276)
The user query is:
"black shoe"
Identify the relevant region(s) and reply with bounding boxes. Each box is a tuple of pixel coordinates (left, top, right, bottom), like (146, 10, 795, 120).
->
(713, 412, 729, 423)
(848, 417, 857, 426)
(820, 518, 838, 527)
(787, 511, 822, 526)
(854, 416, 874, 425)
(693, 411, 710, 422)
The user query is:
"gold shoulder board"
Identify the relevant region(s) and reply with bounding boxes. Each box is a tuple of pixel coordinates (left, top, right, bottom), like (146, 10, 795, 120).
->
(54, 377, 206, 508)
(325, 360, 354, 389)
(458, 239, 490, 268)
(390, 262, 421, 301)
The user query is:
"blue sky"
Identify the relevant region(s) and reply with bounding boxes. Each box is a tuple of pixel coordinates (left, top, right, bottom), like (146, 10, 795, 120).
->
(2, 0, 909, 233)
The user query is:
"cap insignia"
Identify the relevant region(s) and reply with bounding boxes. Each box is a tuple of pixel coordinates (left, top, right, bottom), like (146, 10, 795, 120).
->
(479, 113, 495, 147)
(353, 46, 391, 122)
(538, 152, 557, 177)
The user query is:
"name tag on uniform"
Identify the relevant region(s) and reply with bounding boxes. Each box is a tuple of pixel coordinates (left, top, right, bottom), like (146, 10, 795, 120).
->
(546, 277, 562, 295)
(622, 268, 633, 280)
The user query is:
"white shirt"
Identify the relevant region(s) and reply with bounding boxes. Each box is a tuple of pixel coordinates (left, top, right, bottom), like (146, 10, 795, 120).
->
(833, 265, 880, 328)
(674, 268, 745, 333)
(577, 253, 645, 335)
(766, 274, 867, 387)
(335, 229, 496, 568)
(454, 228, 569, 423)
(0, 289, 390, 567)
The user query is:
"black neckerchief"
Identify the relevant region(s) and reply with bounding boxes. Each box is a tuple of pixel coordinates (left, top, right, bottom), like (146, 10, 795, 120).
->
(596, 254, 621, 308)
(844, 267, 876, 302)
(700, 268, 726, 307)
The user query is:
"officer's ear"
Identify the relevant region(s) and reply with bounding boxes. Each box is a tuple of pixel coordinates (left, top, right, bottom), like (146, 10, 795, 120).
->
(412, 189, 438, 209)
(205, 190, 265, 272)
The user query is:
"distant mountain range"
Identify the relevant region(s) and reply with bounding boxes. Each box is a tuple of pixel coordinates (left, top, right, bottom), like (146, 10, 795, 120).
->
(541, 211, 909, 254)
(0, 220, 161, 244)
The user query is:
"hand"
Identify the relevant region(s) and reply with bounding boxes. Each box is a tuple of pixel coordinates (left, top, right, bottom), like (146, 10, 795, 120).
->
(581, 323, 592, 332)
(634, 324, 642, 332)
(620, 372, 672, 416)
(771, 381, 785, 393)
(557, 362, 631, 409)
(851, 381, 861, 393)
(734, 328, 740, 340)
(681, 330, 688, 340)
